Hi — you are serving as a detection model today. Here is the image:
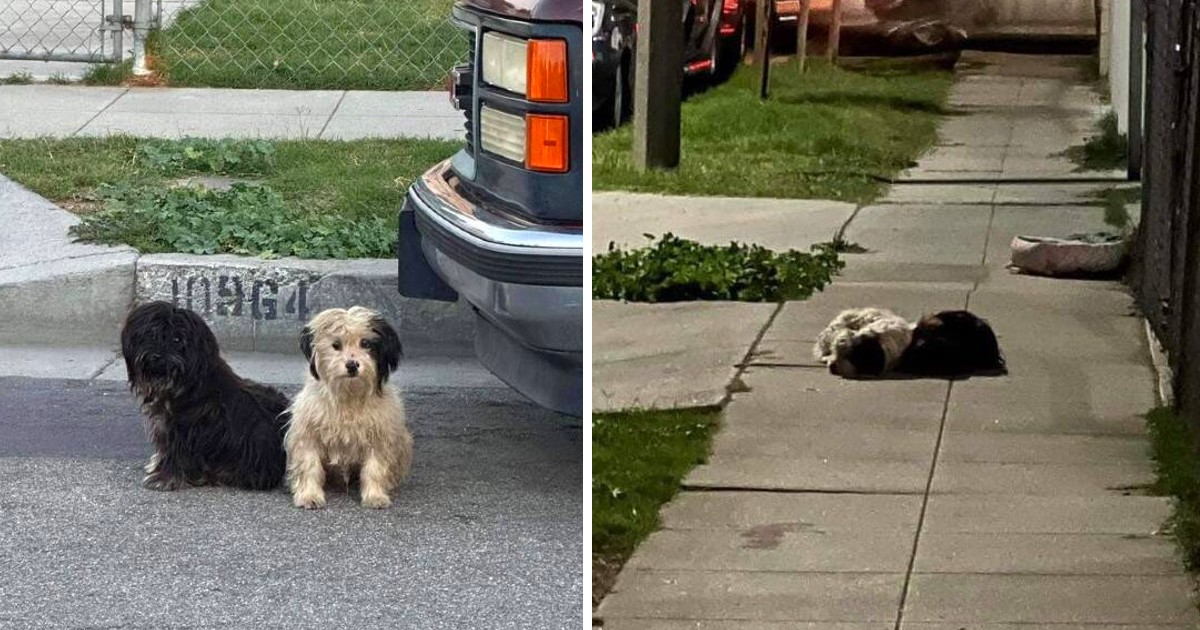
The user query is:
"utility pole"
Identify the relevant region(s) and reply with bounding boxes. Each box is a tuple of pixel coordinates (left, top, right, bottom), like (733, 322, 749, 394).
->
(753, 0, 772, 98)
(633, 0, 684, 170)
(827, 0, 842, 64)
(796, 0, 811, 72)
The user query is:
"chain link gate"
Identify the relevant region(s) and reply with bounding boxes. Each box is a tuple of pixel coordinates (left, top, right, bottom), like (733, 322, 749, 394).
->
(0, 0, 130, 62)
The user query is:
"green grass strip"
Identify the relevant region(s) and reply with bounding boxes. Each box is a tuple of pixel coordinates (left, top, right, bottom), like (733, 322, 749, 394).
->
(593, 60, 953, 203)
(1147, 406, 1200, 572)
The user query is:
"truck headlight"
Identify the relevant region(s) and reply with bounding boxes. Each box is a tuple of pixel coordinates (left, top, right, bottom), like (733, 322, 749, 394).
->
(481, 32, 528, 96)
(480, 105, 526, 164)
(480, 106, 569, 173)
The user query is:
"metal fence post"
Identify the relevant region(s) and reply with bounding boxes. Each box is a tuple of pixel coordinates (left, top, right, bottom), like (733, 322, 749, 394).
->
(132, 0, 153, 75)
(110, 0, 124, 63)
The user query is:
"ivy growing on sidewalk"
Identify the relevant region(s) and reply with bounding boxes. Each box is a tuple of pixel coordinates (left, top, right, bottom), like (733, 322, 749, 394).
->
(593, 234, 845, 303)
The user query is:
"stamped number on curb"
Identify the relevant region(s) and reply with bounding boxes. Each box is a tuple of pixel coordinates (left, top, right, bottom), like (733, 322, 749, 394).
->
(169, 273, 312, 322)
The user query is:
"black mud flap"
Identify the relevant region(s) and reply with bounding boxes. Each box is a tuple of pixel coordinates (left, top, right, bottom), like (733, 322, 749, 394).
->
(398, 202, 459, 302)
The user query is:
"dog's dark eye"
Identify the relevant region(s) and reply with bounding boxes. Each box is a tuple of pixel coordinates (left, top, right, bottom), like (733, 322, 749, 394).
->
(361, 339, 374, 349)
(332, 341, 342, 351)
(172, 336, 183, 346)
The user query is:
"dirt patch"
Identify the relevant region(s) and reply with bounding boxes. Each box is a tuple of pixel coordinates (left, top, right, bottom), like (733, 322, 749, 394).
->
(170, 175, 261, 191)
(57, 199, 103, 215)
(740, 522, 818, 550)
(592, 554, 622, 612)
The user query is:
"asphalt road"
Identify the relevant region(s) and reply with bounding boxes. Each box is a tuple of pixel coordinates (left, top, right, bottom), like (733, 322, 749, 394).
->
(0, 377, 582, 629)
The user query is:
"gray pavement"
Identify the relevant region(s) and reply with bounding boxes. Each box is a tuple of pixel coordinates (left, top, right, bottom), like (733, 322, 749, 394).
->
(900, 51, 1127, 183)
(0, 367, 582, 629)
(592, 192, 855, 253)
(595, 53, 1197, 627)
(0, 85, 461, 140)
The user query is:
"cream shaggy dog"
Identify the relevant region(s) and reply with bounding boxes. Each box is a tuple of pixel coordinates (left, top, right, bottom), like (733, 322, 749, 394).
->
(813, 307, 914, 378)
(285, 307, 413, 509)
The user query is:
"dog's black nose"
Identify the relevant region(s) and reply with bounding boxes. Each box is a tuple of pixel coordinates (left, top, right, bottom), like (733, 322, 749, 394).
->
(345, 360, 359, 375)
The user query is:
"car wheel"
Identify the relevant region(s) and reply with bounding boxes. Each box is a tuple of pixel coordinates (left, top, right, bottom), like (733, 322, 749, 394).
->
(717, 14, 747, 78)
(613, 60, 628, 124)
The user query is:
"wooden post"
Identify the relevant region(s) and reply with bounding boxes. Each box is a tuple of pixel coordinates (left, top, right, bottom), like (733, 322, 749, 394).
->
(753, 0, 772, 98)
(633, 0, 684, 170)
(826, 0, 842, 64)
(796, 0, 810, 72)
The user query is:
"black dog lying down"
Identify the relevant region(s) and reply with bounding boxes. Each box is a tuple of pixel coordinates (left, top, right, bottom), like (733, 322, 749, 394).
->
(121, 301, 289, 491)
(901, 310, 1006, 377)
(814, 308, 1005, 379)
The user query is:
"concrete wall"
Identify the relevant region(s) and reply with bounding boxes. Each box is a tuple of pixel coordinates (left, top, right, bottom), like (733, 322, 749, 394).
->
(991, 0, 1095, 25)
(1104, 0, 1132, 135)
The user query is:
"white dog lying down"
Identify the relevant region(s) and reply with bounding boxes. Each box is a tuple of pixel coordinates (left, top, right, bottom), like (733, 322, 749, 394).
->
(813, 307, 914, 378)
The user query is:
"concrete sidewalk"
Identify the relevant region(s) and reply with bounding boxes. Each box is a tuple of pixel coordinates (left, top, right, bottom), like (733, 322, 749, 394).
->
(0, 85, 461, 140)
(595, 52, 1197, 627)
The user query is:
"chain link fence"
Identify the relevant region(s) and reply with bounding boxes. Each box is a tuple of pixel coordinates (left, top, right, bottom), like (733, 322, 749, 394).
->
(1134, 0, 1200, 420)
(152, 0, 463, 90)
(1, 0, 122, 62)
(2, 0, 466, 90)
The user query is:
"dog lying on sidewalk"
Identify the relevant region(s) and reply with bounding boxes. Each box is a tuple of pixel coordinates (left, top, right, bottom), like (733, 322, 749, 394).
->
(814, 307, 1005, 379)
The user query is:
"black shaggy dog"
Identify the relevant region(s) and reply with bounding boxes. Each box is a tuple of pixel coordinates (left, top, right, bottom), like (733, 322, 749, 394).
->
(900, 310, 1006, 378)
(121, 301, 289, 491)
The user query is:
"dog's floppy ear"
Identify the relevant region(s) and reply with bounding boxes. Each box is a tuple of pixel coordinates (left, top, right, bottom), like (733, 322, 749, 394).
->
(368, 315, 402, 390)
(299, 325, 319, 380)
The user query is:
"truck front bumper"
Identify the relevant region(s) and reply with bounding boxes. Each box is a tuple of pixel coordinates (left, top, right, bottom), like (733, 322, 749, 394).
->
(398, 160, 583, 416)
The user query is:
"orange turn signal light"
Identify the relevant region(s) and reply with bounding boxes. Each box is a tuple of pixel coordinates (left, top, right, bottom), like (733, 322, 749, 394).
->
(526, 39, 568, 103)
(526, 114, 569, 173)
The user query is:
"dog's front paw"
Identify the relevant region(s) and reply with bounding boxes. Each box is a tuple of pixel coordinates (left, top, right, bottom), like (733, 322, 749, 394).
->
(142, 472, 183, 491)
(293, 491, 326, 510)
(360, 492, 392, 509)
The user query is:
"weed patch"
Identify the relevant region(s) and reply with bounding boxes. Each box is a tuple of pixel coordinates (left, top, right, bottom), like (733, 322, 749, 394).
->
(0, 136, 459, 258)
(593, 234, 844, 302)
(70, 183, 392, 258)
(1066, 111, 1128, 172)
(137, 138, 276, 175)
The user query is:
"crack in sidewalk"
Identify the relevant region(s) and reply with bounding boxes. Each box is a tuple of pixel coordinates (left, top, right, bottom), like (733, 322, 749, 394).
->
(893, 378, 954, 630)
(719, 302, 786, 408)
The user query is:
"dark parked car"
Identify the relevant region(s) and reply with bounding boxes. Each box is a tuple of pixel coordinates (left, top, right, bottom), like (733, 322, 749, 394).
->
(591, 0, 636, 127)
(399, 0, 583, 416)
(592, 0, 746, 129)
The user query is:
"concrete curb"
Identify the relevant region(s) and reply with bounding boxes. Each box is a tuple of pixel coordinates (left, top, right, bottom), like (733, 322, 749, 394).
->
(0, 176, 474, 356)
(1144, 318, 1174, 408)
(136, 254, 473, 356)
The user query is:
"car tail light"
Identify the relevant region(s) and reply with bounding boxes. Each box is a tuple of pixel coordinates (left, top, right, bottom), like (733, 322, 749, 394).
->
(479, 106, 526, 163)
(723, 0, 738, 13)
(527, 39, 568, 103)
(526, 114, 568, 173)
